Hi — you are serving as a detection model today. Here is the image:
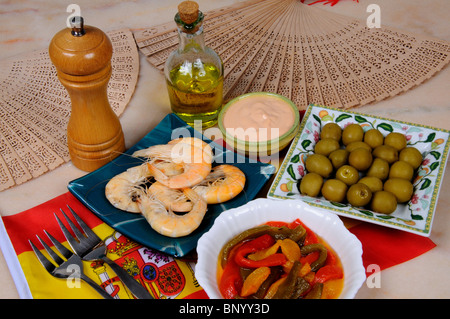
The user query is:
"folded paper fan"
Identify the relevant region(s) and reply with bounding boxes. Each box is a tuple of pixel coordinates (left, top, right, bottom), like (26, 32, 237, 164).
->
(0, 29, 139, 191)
(134, 0, 450, 110)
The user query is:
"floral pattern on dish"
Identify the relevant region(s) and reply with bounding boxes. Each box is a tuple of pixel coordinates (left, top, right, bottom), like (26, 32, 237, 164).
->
(268, 104, 450, 236)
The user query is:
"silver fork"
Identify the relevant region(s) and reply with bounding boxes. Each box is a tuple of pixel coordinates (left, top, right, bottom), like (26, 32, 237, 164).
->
(54, 205, 153, 299)
(29, 231, 113, 299)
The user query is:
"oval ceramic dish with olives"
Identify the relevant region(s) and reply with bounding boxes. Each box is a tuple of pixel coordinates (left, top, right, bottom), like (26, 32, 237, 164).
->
(268, 105, 450, 237)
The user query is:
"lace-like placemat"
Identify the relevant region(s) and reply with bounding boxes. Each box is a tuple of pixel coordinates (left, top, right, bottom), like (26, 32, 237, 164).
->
(134, 0, 450, 109)
(0, 29, 139, 191)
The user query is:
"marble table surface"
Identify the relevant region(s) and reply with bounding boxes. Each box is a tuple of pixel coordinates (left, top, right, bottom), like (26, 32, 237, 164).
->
(0, 0, 449, 299)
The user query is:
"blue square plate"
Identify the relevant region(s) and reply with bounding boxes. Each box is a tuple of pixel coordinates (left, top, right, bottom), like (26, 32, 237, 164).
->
(68, 114, 275, 257)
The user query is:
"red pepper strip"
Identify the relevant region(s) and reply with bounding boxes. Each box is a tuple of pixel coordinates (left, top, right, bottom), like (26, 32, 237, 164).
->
(265, 219, 301, 230)
(297, 220, 319, 245)
(219, 245, 243, 299)
(300, 251, 319, 266)
(237, 251, 287, 268)
(324, 248, 337, 266)
(288, 219, 302, 229)
(219, 261, 241, 299)
(314, 265, 344, 284)
(234, 234, 287, 268)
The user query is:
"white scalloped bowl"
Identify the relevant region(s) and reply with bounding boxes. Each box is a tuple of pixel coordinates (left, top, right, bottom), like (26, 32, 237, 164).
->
(195, 198, 366, 299)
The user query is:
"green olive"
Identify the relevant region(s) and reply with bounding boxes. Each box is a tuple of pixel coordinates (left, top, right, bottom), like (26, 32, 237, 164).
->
(348, 148, 373, 171)
(329, 149, 349, 170)
(321, 123, 342, 142)
(384, 132, 407, 151)
(314, 138, 340, 157)
(346, 141, 372, 152)
(367, 158, 390, 180)
(389, 161, 414, 181)
(359, 176, 383, 193)
(364, 129, 384, 149)
(371, 191, 397, 215)
(347, 183, 372, 207)
(336, 165, 360, 186)
(321, 179, 348, 203)
(299, 173, 323, 197)
(342, 124, 364, 146)
(399, 147, 423, 170)
(305, 154, 333, 178)
(372, 145, 398, 164)
(384, 178, 414, 203)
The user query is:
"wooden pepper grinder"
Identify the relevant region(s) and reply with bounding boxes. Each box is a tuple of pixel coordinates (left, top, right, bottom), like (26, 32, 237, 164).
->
(49, 16, 125, 172)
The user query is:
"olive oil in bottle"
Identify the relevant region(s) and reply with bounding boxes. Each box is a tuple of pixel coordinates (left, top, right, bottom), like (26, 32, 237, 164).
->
(167, 62, 223, 127)
(165, 1, 223, 128)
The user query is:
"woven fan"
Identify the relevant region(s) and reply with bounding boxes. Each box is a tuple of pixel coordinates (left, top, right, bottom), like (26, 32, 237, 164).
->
(0, 29, 139, 191)
(134, 0, 450, 110)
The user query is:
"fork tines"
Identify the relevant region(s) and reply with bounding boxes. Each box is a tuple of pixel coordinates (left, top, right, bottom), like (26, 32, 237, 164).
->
(66, 206, 97, 238)
(54, 206, 99, 255)
(29, 238, 54, 272)
(29, 230, 72, 271)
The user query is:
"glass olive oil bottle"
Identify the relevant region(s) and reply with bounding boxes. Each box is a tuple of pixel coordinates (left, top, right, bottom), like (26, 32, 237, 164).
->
(165, 1, 224, 128)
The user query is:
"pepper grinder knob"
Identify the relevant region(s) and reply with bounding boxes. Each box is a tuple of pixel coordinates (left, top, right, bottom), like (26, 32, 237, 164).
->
(70, 16, 85, 36)
(49, 16, 125, 172)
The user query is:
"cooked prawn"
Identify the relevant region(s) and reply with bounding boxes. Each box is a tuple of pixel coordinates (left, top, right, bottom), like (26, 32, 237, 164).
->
(132, 144, 175, 160)
(105, 163, 152, 213)
(193, 165, 246, 204)
(168, 137, 213, 159)
(132, 137, 213, 189)
(153, 161, 184, 176)
(132, 137, 213, 164)
(137, 187, 207, 238)
(148, 181, 193, 212)
(147, 144, 212, 189)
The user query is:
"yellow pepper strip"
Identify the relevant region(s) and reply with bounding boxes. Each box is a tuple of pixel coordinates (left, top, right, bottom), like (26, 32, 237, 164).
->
(241, 267, 271, 297)
(279, 238, 301, 262)
(264, 277, 286, 299)
(247, 241, 281, 261)
(299, 262, 312, 277)
(303, 272, 315, 284)
(248, 238, 301, 263)
(283, 260, 312, 277)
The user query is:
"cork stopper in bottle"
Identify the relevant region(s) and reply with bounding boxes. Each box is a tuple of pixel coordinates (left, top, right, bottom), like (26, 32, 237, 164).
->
(178, 1, 199, 24)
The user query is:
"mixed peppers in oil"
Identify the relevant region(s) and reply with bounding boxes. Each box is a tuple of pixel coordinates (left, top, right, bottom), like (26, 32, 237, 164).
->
(217, 219, 344, 299)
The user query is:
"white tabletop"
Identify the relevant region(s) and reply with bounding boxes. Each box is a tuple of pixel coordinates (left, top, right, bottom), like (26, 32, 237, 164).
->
(0, 0, 449, 298)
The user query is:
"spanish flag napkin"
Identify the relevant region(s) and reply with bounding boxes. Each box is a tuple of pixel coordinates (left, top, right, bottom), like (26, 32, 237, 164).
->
(1, 191, 436, 298)
(1, 192, 207, 299)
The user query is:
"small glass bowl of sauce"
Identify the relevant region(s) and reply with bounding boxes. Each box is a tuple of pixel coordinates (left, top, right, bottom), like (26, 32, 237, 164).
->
(218, 92, 300, 158)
